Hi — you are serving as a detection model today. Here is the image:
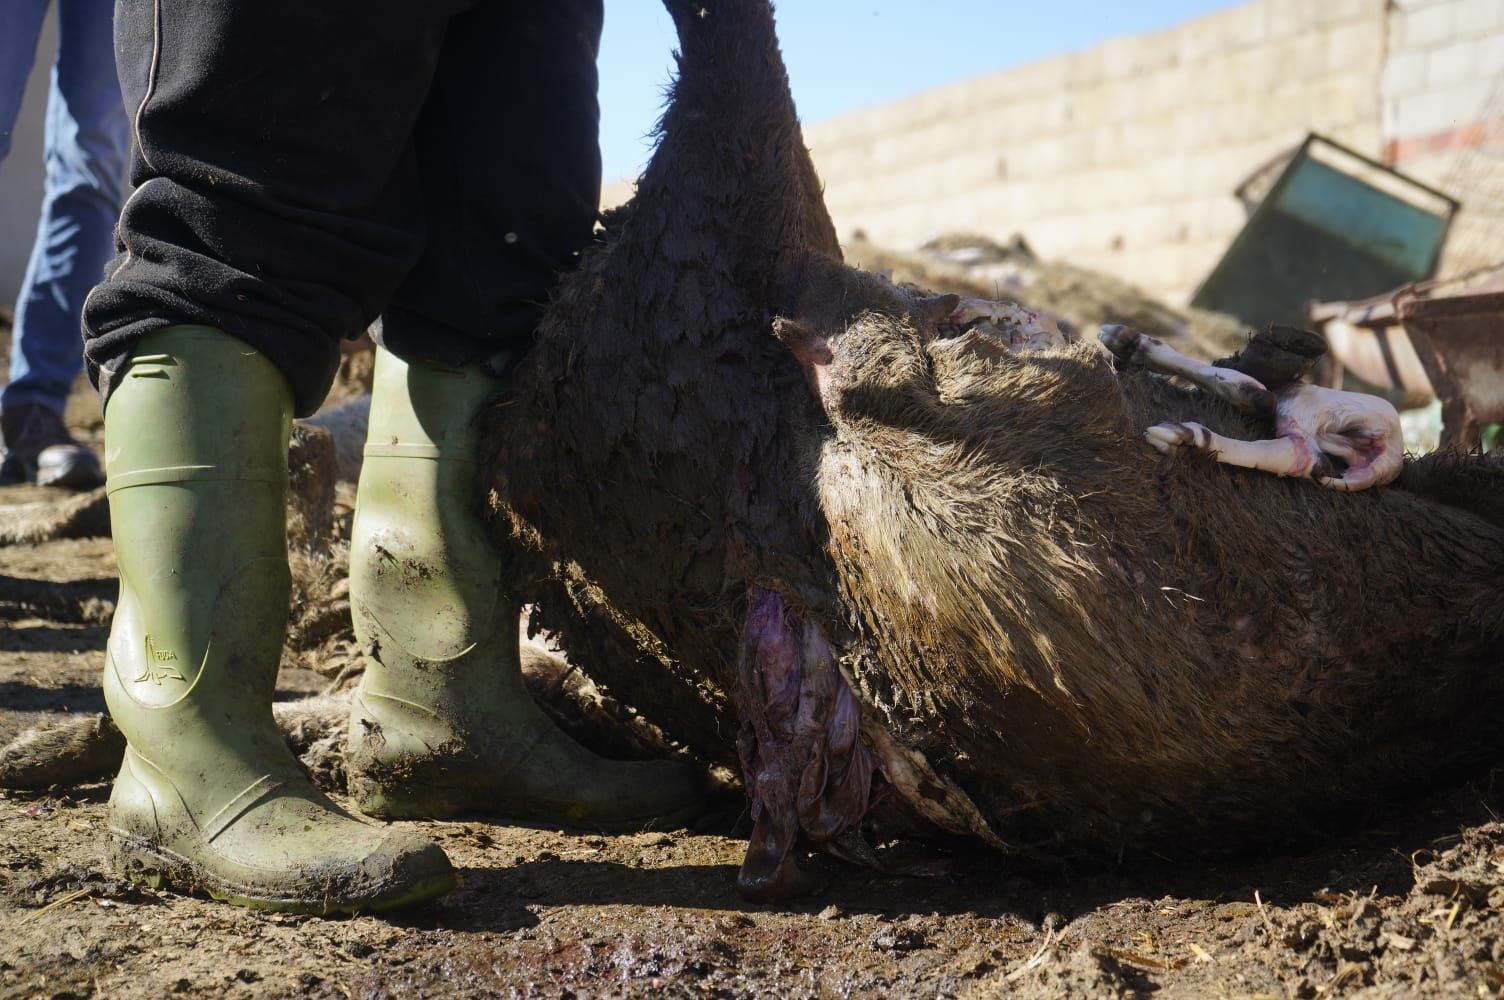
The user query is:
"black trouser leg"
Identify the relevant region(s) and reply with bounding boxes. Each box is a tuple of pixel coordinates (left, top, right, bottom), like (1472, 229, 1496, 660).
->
(380, 0, 604, 370)
(85, 0, 468, 415)
(85, 0, 600, 416)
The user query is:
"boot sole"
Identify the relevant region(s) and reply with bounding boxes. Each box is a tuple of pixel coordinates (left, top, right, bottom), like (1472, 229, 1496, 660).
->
(108, 829, 458, 915)
(350, 775, 706, 834)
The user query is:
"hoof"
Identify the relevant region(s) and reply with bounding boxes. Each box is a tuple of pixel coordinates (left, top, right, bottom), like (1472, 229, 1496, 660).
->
(1145, 422, 1209, 455)
(1214, 377, 1277, 416)
(1098, 324, 1149, 366)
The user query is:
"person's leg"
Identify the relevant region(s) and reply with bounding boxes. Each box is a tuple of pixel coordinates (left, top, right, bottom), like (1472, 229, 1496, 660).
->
(83, 0, 472, 417)
(347, 0, 704, 827)
(348, 347, 704, 828)
(0, 0, 48, 165)
(2, 0, 128, 487)
(103, 327, 454, 913)
(85, 0, 473, 912)
(377, 0, 606, 370)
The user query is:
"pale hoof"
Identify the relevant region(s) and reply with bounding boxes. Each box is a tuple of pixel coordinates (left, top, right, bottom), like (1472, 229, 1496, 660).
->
(1145, 422, 1208, 455)
(1207, 372, 1275, 416)
(1098, 324, 1147, 364)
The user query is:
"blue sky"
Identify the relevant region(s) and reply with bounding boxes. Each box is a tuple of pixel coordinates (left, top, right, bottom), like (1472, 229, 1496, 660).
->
(597, 0, 1244, 180)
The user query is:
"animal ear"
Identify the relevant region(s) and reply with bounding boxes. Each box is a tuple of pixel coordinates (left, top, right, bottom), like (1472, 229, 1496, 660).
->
(912, 293, 962, 340)
(772, 315, 833, 367)
(772, 315, 835, 405)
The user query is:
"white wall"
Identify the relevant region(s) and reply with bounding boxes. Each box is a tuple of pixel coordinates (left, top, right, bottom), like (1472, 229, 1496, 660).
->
(1380, 0, 1504, 277)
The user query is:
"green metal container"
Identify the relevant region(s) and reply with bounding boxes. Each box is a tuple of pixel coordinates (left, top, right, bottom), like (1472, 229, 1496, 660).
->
(1192, 134, 1458, 330)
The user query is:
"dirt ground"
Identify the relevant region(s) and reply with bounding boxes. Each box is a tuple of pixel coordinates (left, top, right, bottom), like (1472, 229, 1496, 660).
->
(4, 326, 1504, 1000)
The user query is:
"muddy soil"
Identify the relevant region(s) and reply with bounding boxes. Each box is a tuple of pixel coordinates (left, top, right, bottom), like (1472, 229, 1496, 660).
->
(4, 326, 1504, 1000)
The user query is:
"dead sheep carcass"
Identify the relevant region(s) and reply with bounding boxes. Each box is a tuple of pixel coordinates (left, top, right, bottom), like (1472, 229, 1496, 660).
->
(484, 0, 1504, 900)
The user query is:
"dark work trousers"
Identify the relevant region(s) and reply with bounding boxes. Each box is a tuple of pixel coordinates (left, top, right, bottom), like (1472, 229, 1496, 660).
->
(83, 0, 604, 416)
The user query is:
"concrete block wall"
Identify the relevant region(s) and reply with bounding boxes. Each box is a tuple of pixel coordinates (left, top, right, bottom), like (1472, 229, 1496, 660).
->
(1380, 0, 1504, 278)
(803, 0, 1391, 304)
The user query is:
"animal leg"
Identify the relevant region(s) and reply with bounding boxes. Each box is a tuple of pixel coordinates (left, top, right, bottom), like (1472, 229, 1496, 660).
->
(1100, 324, 1276, 415)
(1145, 422, 1318, 478)
(1275, 384, 1405, 491)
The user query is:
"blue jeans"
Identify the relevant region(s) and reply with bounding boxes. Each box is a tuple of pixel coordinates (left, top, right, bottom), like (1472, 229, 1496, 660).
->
(1, 0, 128, 415)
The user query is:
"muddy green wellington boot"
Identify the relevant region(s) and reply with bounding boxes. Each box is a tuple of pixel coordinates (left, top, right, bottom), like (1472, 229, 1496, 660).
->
(102, 326, 457, 914)
(345, 347, 704, 829)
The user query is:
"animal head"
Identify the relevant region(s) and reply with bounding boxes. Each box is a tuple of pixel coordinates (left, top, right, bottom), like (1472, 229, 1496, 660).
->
(770, 258, 1078, 438)
(770, 258, 963, 416)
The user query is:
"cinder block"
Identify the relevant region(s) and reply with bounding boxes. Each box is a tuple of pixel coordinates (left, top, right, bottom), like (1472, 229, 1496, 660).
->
(808, 109, 875, 149)
(1063, 84, 1112, 131)
(1326, 0, 1387, 25)
(908, 94, 957, 133)
(1176, 17, 1226, 65)
(1181, 195, 1246, 243)
(1457, 0, 1504, 34)
(1327, 21, 1386, 73)
(1281, 30, 1333, 80)
(1168, 106, 1220, 153)
(1080, 82, 1126, 127)
(997, 137, 1057, 180)
(1097, 37, 1140, 81)
(1186, 56, 1237, 105)
(1211, 96, 1279, 147)
(1266, 0, 1313, 40)
(967, 182, 1029, 229)
(1088, 122, 1131, 170)
(1187, 143, 1281, 199)
(1478, 31, 1504, 76)
(598, 177, 635, 210)
(1121, 114, 1177, 160)
(1427, 39, 1480, 86)
(1220, 3, 1272, 48)
(1048, 173, 1102, 216)
(1239, 41, 1290, 93)
(1059, 131, 1100, 173)
(1186, 237, 1237, 283)
(965, 65, 1032, 107)
(950, 120, 1010, 170)
(880, 95, 927, 137)
(1312, 74, 1376, 128)
(1117, 242, 1183, 292)
(1137, 201, 1192, 247)
(1095, 167, 1149, 211)
(1382, 49, 1430, 98)
(1042, 94, 1080, 134)
(1332, 117, 1385, 157)
(1014, 55, 1072, 98)
(1399, 3, 1457, 49)
(1391, 82, 1486, 137)
(1137, 30, 1184, 76)
(1070, 171, 1126, 215)
(866, 133, 909, 175)
(912, 127, 961, 169)
(1130, 65, 1187, 119)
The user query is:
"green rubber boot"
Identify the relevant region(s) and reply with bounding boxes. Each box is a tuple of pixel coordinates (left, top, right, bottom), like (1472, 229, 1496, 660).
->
(102, 327, 457, 914)
(345, 348, 704, 829)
